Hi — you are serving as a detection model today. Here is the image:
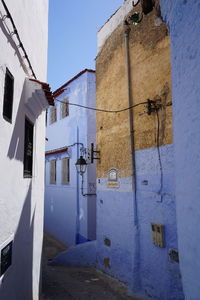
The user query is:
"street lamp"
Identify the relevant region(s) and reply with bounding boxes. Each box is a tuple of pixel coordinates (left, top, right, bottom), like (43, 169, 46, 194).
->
(75, 155, 87, 175)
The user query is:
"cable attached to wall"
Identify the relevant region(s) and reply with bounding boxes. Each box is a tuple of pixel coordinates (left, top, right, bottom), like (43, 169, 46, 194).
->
(1, 0, 36, 79)
(55, 96, 169, 202)
(55, 98, 149, 113)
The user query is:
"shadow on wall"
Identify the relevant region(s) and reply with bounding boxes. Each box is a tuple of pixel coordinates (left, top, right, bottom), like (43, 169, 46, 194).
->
(7, 81, 27, 161)
(0, 12, 29, 75)
(0, 184, 35, 300)
(7, 79, 42, 161)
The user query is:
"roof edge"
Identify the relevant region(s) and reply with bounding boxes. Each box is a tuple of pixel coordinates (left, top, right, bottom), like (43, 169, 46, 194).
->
(53, 68, 95, 97)
(45, 146, 68, 156)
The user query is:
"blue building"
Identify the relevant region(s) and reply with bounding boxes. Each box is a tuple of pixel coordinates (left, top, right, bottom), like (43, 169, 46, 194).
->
(45, 69, 96, 247)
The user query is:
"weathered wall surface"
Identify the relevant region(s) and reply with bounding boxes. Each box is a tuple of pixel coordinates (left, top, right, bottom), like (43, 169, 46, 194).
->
(0, 1, 48, 299)
(96, 6, 172, 178)
(160, 1, 200, 299)
(96, 1, 184, 299)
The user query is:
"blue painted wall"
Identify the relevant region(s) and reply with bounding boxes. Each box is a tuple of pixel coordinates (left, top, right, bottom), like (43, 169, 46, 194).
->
(160, 1, 200, 299)
(97, 145, 184, 299)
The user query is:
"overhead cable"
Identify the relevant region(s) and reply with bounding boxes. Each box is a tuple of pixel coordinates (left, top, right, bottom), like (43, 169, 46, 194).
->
(55, 99, 148, 113)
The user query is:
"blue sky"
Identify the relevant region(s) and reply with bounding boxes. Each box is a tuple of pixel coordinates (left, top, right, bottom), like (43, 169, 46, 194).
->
(48, 1, 123, 91)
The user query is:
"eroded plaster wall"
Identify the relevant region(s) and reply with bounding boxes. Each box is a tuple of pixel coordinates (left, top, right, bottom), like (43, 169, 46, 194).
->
(96, 1, 183, 299)
(96, 8, 172, 178)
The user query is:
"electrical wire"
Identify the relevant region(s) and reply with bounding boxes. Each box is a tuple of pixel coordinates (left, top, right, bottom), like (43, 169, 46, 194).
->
(156, 109, 163, 201)
(55, 98, 148, 113)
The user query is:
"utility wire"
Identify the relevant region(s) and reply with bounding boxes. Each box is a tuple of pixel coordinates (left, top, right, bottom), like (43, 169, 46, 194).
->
(55, 98, 148, 113)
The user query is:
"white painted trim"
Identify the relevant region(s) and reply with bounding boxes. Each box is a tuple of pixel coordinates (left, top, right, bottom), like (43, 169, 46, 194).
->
(97, 0, 138, 52)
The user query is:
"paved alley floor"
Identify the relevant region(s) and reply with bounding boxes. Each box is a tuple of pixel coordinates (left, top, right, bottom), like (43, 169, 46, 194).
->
(40, 233, 139, 300)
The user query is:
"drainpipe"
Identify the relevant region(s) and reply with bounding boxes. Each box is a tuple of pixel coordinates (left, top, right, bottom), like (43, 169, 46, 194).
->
(76, 127, 80, 244)
(124, 26, 138, 225)
(124, 24, 140, 291)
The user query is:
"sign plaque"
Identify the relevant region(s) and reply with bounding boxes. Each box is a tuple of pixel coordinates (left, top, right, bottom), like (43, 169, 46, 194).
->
(107, 168, 119, 188)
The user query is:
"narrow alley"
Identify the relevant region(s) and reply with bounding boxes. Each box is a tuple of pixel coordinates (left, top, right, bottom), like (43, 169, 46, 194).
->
(41, 233, 139, 300)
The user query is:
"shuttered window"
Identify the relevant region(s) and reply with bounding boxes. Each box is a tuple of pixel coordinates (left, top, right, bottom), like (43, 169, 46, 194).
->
(62, 157, 70, 184)
(50, 159, 56, 184)
(3, 68, 14, 123)
(23, 118, 34, 178)
(50, 106, 57, 124)
(61, 98, 69, 119)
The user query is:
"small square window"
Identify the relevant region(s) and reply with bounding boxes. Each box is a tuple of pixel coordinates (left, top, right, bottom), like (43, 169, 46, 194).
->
(62, 157, 70, 184)
(23, 118, 34, 178)
(50, 159, 56, 184)
(3, 68, 14, 123)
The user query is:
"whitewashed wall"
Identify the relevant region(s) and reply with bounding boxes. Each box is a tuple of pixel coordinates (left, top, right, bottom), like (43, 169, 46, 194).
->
(0, 1, 48, 299)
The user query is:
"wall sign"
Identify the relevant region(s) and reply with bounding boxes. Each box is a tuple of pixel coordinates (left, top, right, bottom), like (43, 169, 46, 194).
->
(107, 168, 119, 188)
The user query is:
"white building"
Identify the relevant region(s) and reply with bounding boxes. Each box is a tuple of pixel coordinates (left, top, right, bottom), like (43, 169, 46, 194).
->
(0, 1, 51, 299)
(45, 69, 96, 247)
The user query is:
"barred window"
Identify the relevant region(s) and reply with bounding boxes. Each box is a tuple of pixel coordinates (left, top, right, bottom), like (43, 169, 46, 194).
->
(0, 241, 12, 276)
(50, 159, 56, 184)
(23, 118, 34, 178)
(50, 106, 57, 124)
(61, 98, 69, 119)
(3, 68, 14, 123)
(62, 157, 70, 184)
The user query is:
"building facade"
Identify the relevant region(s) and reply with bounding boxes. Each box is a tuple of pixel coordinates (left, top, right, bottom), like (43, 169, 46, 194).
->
(0, 1, 50, 299)
(96, 0, 184, 299)
(45, 69, 96, 247)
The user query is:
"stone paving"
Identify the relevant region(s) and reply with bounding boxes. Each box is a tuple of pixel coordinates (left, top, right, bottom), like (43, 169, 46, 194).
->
(40, 233, 139, 300)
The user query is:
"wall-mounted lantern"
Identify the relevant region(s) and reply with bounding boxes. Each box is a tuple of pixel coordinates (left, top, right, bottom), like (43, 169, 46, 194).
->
(75, 155, 87, 175)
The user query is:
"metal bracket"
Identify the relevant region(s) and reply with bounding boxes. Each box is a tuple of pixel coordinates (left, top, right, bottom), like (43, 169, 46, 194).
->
(146, 98, 162, 115)
(91, 143, 100, 163)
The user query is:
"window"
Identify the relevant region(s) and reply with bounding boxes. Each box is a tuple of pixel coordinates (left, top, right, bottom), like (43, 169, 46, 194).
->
(50, 159, 56, 184)
(0, 241, 12, 276)
(50, 106, 57, 124)
(62, 157, 70, 184)
(23, 118, 34, 178)
(61, 98, 69, 118)
(3, 68, 14, 123)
